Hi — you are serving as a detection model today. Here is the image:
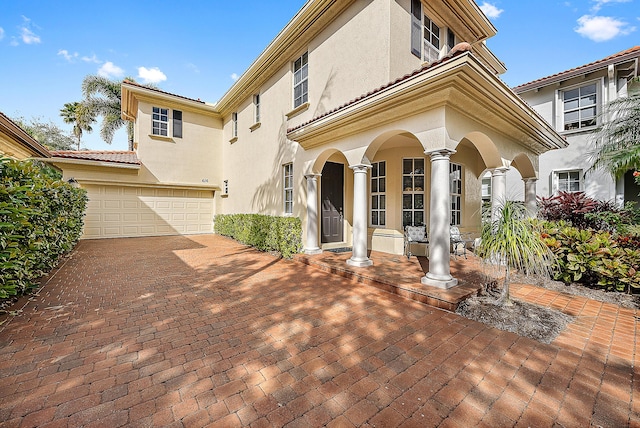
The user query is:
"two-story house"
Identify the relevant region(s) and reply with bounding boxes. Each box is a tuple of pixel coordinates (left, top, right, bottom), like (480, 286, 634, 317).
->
(509, 46, 640, 204)
(47, 0, 566, 289)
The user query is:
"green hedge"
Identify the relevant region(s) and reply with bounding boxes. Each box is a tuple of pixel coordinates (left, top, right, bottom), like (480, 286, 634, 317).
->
(1, 157, 87, 299)
(540, 220, 640, 293)
(214, 214, 302, 258)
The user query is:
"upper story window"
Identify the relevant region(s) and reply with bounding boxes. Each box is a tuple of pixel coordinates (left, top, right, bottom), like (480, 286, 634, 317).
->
(370, 161, 386, 227)
(563, 82, 597, 131)
(554, 170, 582, 193)
(172, 110, 182, 138)
(152, 107, 169, 136)
(283, 163, 293, 214)
(447, 28, 455, 51)
(423, 15, 440, 63)
(450, 163, 462, 226)
(293, 52, 309, 108)
(231, 112, 238, 138)
(253, 94, 261, 123)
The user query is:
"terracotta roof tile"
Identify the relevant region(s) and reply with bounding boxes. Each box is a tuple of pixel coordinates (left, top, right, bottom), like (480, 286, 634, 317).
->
(52, 150, 140, 165)
(123, 80, 206, 104)
(287, 43, 472, 134)
(514, 46, 640, 92)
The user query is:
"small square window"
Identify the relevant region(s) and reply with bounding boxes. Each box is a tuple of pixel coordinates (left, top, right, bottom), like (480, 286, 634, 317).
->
(152, 107, 169, 136)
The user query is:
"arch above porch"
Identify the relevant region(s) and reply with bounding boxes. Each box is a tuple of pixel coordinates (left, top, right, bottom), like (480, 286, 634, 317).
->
(510, 153, 538, 179)
(457, 131, 503, 172)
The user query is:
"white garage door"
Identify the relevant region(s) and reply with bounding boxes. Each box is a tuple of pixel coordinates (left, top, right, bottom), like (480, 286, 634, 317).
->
(82, 184, 214, 239)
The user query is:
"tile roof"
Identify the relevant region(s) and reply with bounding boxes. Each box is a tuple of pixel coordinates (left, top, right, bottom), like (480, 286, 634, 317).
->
(513, 46, 640, 92)
(123, 80, 206, 104)
(51, 150, 140, 165)
(287, 43, 473, 134)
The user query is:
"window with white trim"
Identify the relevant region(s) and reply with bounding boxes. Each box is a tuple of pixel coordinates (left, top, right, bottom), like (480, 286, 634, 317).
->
(370, 161, 386, 227)
(293, 53, 308, 108)
(481, 175, 491, 202)
(554, 170, 582, 193)
(283, 163, 293, 214)
(231, 112, 238, 138)
(152, 107, 169, 136)
(402, 158, 425, 227)
(423, 15, 440, 63)
(562, 82, 597, 131)
(450, 163, 462, 226)
(253, 95, 260, 123)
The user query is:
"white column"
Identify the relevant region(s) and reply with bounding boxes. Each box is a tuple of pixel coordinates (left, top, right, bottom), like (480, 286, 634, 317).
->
(304, 174, 322, 254)
(491, 167, 508, 223)
(523, 177, 537, 218)
(422, 149, 457, 289)
(347, 164, 373, 267)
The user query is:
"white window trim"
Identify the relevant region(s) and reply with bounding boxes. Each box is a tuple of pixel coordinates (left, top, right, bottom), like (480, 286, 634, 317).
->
(253, 94, 261, 124)
(552, 169, 583, 194)
(370, 161, 386, 228)
(231, 112, 238, 139)
(152, 106, 169, 137)
(293, 52, 309, 109)
(283, 163, 294, 215)
(402, 158, 426, 227)
(555, 77, 603, 134)
(450, 163, 462, 226)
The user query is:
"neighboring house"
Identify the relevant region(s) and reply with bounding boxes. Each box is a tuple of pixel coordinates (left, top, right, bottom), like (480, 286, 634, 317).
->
(47, 0, 566, 289)
(0, 112, 51, 160)
(510, 46, 640, 205)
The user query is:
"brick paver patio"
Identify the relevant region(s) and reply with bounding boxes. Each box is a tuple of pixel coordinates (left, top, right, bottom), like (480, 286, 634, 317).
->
(0, 234, 638, 427)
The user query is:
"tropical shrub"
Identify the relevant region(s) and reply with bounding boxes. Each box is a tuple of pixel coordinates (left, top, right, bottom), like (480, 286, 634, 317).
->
(214, 214, 302, 258)
(538, 191, 632, 231)
(1, 157, 87, 299)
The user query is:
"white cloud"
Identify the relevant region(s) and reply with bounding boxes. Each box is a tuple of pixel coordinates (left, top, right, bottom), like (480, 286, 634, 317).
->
(575, 15, 636, 41)
(186, 63, 200, 74)
(82, 54, 100, 63)
(137, 66, 167, 84)
(58, 49, 78, 62)
(591, 0, 631, 13)
(479, 2, 503, 19)
(230, 73, 239, 81)
(98, 61, 125, 78)
(19, 16, 40, 44)
(0, 27, 4, 41)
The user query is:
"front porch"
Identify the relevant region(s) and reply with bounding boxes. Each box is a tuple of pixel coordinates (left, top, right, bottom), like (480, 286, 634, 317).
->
(294, 250, 485, 311)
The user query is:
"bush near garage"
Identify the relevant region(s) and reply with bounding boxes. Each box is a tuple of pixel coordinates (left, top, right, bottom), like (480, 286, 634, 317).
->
(214, 214, 302, 258)
(0, 157, 87, 300)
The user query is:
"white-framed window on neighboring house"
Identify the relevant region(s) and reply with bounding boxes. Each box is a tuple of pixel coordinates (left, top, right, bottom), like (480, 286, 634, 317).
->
(554, 169, 582, 193)
(370, 161, 386, 227)
(450, 163, 462, 226)
(253, 94, 261, 123)
(293, 52, 308, 108)
(402, 158, 425, 227)
(283, 163, 293, 214)
(562, 82, 598, 131)
(423, 14, 441, 63)
(152, 107, 169, 136)
(481, 175, 491, 202)
(231, 112, 238, 138)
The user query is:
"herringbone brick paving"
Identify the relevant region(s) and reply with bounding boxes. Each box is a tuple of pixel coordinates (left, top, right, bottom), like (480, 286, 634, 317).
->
(0, 234, 637, 427)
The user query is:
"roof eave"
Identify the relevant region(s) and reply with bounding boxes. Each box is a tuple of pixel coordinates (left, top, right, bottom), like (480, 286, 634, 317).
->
(0, 113, 51, 158)
(43, 157, 141, 170)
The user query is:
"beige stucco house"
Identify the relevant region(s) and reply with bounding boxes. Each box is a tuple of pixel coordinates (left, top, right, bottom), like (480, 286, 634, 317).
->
(0, 112, 51, 160)
(507, 46, 640, 205)
(47, 0, 566, 289)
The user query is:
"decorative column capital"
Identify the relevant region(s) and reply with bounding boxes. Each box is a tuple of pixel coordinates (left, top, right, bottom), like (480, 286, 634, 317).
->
(424, 148, 456, 160)
(349, 164, 372, 173)
(522, 177, 538, 184)
(304, 173, 321, 181)
(491, 166, 509, 176)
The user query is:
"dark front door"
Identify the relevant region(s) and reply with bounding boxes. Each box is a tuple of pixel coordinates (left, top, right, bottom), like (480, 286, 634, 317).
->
(321, 162, 344, 243)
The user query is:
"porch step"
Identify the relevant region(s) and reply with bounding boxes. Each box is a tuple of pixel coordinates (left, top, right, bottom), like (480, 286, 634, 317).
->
(294, 251, 483, 312)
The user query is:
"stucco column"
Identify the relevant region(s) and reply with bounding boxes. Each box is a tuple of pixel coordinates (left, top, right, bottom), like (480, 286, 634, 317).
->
(523, 177, 538, 218)
(491, 167, 508, 222)
(304, 173, 322, 254)
(347, 164, 373, 267)
(422, 149, 458, 289)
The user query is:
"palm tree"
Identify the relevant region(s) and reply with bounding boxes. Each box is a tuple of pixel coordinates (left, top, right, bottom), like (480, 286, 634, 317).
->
(81, 75, 135, 149)
(588, 88, 640, 178)
(476, 200, 556, 306)
(60, 102, 95, 150)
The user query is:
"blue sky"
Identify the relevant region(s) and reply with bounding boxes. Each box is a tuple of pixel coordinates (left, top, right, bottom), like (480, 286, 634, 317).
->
(1, 0, 637, 151)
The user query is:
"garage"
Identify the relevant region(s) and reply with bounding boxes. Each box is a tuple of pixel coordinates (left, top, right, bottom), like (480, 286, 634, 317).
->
(82, 184, 214, 239)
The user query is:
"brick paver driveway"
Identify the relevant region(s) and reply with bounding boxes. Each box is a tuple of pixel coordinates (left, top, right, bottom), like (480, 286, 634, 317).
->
(1, 235, 637, 427)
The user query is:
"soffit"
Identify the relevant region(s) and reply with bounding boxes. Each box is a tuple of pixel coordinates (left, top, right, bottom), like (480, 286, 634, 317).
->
(287, 52, 566, 155)
(121, 83, 220, 120)
(428, 0, 497, 44)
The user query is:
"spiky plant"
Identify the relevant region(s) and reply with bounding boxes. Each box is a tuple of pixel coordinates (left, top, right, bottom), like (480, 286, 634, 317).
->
(476, 200, 557, 306)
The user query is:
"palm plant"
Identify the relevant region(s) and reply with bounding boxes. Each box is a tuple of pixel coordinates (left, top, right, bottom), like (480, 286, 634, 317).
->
(588, 89, 640, 178)
(82, 75, 134, 149)
(476, 200, 556, 306)
(60, 102, 95, 150)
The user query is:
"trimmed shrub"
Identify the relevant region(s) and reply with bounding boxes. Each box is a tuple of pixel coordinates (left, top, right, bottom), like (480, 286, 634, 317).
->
(214, 214, 302, 258)
(1, 157, 87, 299)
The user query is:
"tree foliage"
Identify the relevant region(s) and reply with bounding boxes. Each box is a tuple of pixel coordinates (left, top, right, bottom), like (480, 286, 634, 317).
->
(12, 116, 75, 151)
(589, 91, 640, 178)
(60, 102, 96, 150)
